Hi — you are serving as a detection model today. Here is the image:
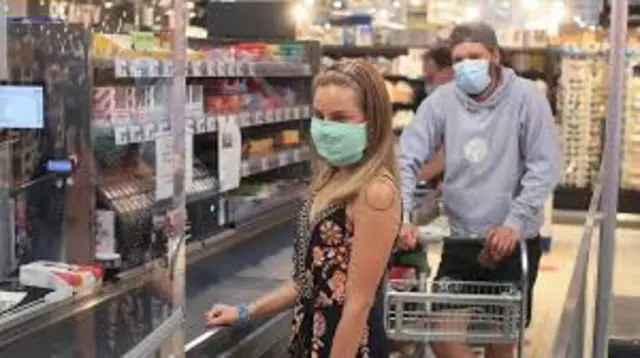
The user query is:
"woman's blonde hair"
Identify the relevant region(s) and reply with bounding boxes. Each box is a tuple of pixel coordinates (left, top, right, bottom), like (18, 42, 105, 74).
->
(310, 60, 399, 219)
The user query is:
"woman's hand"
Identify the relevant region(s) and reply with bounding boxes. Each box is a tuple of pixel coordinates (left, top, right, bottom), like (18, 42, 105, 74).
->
(205, 304, 240, 327)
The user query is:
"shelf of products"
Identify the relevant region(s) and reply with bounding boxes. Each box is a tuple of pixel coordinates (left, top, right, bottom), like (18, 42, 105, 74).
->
(623, 60, 640, 190)
(89, 33, 318, 269)
(557, 54, 605, 189)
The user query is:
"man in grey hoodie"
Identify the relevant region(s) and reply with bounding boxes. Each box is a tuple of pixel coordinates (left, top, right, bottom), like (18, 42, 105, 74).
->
(398, 22, 557, 358)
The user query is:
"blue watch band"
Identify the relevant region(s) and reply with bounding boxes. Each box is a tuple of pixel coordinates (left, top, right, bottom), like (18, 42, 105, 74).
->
(237, 304, 251, 328)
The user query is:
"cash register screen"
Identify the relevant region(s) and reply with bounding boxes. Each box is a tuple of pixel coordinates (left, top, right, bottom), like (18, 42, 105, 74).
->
(0, 85, 44, 129)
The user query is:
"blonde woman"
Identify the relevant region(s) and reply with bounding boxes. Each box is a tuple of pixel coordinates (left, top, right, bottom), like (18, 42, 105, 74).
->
(205, 60, 401, 357)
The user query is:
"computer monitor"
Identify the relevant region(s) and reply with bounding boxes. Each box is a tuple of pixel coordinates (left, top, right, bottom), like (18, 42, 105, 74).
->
(0, 85, 44, 129)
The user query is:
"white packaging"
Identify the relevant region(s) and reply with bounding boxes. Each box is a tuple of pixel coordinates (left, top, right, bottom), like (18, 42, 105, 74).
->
(19, 261, 102, 294)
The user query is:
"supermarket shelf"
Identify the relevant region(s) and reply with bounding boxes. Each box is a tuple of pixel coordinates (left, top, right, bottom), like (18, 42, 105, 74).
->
(322, 45, 408, 58)
(241, 146, 311, 177)
(97, 104, 312, 145)
(94, 58, 312, 78)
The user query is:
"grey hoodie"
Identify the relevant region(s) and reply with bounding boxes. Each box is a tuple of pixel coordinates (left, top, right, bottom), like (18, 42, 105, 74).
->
(399, 67, 558, 239)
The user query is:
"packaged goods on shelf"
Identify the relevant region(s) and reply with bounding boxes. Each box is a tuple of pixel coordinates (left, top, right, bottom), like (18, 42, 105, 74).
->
(557, 54, 605, 189)
(89, 34, 317, 257)
(622, 60, 640, 190)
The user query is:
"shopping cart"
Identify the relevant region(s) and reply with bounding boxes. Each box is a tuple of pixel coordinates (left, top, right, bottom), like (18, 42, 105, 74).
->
(385, 235, 529, 358)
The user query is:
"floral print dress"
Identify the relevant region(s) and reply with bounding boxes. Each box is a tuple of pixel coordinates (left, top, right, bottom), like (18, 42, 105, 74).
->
(289, 199, 389, 358)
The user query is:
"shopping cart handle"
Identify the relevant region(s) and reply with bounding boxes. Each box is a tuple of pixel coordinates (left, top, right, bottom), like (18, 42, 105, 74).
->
(418, 234, 485, 245)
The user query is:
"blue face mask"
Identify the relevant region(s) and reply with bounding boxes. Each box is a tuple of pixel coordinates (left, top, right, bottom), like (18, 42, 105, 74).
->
(310, 117, 368, 167)
(453, 59, 491, 95)
(424, 83, 435, 96)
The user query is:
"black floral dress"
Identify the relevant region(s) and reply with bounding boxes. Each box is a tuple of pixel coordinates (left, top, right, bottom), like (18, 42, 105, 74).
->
(289, 199, 390, 358)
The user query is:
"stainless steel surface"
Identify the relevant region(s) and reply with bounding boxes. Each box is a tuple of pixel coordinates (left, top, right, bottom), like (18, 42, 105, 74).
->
(217, 311, 291, 358)
(551, 169, 603, 357)
(123, 307, 185, 358)
(595, 1, 628, 357)
(552, 210, 640, 229)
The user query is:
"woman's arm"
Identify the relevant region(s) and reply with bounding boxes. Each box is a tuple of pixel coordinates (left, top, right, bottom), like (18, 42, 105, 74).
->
(418, 146, 444, 181)
(248, 280, 298, 321)
(330, 178, 401, 358)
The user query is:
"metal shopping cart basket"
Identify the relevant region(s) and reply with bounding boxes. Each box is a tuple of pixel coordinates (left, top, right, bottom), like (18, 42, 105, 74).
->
(384, 235, 529, 358)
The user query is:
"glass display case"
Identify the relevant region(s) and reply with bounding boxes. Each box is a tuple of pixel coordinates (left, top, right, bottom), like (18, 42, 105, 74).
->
(0, 1, 188, 356)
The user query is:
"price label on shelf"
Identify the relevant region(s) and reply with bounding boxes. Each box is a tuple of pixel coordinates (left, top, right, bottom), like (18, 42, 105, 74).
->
(302, 106, 311, 118)
(195, 61, 207, 77)
(206, 61, 217, 77)
(226, 62, 237, 76)
(187, 117, 195, 133)
(147, 59, 160, 77)
(247, 62, 257, 77)
(133, 59, 149, 78)
(235, 62, 247, 76)
(216, 62, 227, 77)
(274, 108, 284, 122)
(114, 59, 130, 78)
(278, 152, 288, 167)
(265, 109, 275, 123)
(144, 122, 157, 141)
(292, 106, 301, 119)
(238, 112, 250, 127)
(293, 148, 301, 162)
(161, 59, 173, 77)
(196, 117, 207, 133)
(114, 125, 130, 145)
(283, 107, 292, 121)
(128, 124, 144, 143)
(206, 115, 217, 132)
(253, 110, 264, 125)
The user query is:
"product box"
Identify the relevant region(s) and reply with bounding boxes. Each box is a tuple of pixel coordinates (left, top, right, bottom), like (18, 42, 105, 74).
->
(19, 261, 103, 294)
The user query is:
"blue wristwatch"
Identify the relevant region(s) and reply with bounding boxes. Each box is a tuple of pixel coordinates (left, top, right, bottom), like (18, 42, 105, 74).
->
(237, 304, 251, 328)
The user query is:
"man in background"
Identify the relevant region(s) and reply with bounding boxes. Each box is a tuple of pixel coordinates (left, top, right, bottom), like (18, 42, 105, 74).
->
(413, 45, 455, 110)
(410, 45, 454, 186)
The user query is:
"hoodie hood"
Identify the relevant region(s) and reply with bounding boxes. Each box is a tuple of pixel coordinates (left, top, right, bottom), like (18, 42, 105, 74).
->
(455, 66, 517, 112)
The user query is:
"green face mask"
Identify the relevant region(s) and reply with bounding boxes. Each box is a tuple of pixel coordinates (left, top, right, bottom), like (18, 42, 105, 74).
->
(310, 117, 368, 167)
